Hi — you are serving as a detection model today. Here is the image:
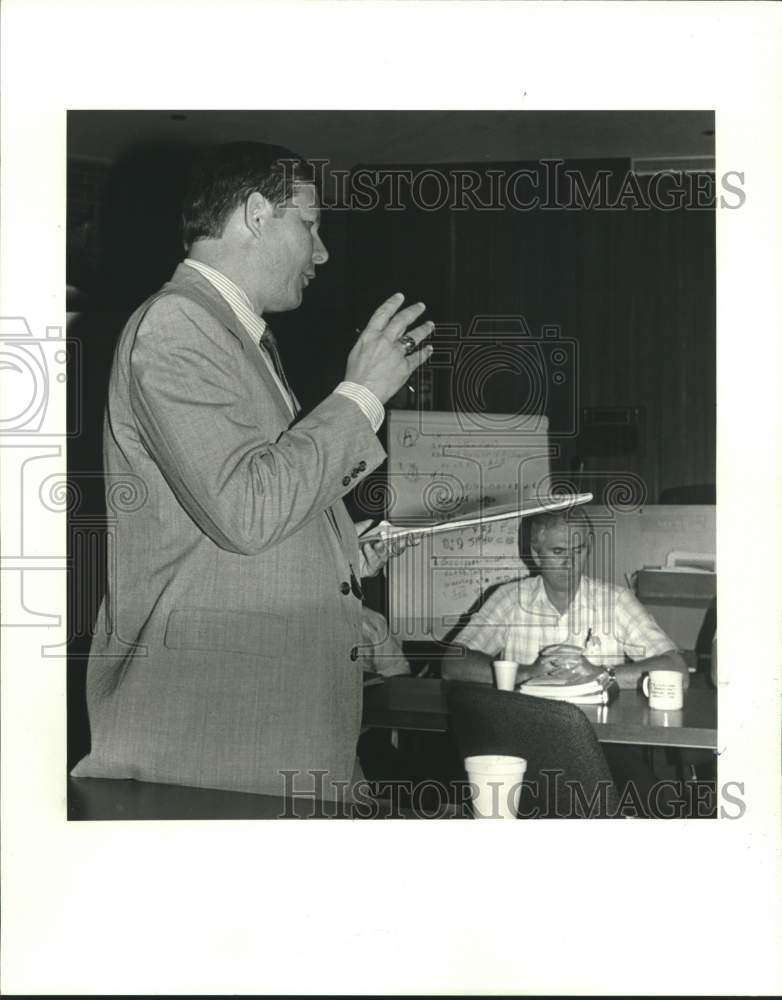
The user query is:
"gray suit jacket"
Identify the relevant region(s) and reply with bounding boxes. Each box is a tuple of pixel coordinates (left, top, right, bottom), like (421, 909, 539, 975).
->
(72, 263, 386, 796)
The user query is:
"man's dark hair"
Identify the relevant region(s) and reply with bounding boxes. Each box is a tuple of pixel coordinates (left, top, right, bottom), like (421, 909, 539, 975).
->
(181, 141, 316, 251)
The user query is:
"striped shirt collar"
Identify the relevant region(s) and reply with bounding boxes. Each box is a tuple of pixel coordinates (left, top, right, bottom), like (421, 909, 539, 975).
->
(183, 258, 384, 433)
(183, 258, 267, 346)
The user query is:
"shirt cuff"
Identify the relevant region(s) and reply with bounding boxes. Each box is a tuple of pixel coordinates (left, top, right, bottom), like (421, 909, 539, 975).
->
(334, 382, 385, 433)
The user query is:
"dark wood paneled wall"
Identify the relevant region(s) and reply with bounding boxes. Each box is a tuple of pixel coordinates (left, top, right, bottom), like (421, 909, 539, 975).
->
(347, 160, 716, 503)
(69, 153, 715, 506)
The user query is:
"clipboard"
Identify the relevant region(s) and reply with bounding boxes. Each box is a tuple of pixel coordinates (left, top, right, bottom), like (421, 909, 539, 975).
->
(358, 492, 594, 542)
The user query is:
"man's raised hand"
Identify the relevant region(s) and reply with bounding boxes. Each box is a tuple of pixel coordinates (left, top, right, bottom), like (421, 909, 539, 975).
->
(345, 292, 434, 404)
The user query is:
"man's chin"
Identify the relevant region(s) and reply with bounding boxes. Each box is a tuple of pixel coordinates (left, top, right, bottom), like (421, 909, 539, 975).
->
(267, 291, 304, 314)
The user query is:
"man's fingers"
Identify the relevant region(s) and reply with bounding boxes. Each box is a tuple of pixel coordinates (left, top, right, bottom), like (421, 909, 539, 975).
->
(405, 343, 434, 373)
(387, 532, 422, 557)
(345, 296, 434, 403)
(363, 292, 406, 335)
(397, 321, 435, 373)
(398, 320, 434, 350)
(362, 296, 429, 340)
(382, 301, 428, 341)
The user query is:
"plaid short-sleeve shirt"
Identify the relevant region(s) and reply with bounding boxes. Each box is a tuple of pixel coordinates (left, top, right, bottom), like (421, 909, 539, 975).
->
(453, 574, 676, 667)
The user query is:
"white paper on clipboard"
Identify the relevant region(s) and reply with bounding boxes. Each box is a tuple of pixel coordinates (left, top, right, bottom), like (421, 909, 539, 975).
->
(359, 492, 594, 542)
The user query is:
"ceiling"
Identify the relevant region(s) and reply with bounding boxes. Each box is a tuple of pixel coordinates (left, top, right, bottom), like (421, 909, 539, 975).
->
(68, 110, 715, 170)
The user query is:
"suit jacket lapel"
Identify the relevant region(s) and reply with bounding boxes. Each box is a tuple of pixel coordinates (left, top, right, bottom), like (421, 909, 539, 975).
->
(164, 264, 293, 420)
(163, 263, 361, 611)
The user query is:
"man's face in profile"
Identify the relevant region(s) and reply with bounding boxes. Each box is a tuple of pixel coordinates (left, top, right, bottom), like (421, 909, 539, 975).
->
(258, 182, 328, 312)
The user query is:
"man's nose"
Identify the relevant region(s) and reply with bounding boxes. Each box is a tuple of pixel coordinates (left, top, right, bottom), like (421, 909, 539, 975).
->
(312, 233, 329, 266)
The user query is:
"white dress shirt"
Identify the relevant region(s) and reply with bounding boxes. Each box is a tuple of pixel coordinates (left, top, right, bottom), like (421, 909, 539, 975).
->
(183, 258, 384, 430)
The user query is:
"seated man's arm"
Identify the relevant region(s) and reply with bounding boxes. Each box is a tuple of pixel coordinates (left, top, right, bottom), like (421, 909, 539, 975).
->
(440, 584, 525, 684)
(613, 649, 690, 690)
(440, 646, 496, 684)
(612, 590, 690, 690)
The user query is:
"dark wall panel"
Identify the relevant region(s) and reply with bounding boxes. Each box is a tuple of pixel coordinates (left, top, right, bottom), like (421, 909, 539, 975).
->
(347, 160, 716, 503)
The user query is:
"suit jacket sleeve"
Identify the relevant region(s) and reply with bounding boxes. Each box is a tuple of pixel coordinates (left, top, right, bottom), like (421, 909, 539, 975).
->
(126, 293, 386, 554)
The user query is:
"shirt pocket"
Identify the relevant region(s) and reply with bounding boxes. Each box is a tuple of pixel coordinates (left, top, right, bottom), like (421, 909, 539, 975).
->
(164, 607, 288, 658)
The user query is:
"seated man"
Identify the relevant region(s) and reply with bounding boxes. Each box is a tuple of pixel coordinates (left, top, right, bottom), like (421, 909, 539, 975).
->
(441, 506, 688, 688)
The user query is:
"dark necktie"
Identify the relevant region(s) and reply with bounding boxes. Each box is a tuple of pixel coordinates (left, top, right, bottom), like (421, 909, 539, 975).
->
(261, 326, 298, 414)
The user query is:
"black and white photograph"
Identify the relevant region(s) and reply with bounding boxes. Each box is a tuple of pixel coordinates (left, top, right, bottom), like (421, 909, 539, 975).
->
(2, 1, 780, 995)
(63, 109, 721, 822)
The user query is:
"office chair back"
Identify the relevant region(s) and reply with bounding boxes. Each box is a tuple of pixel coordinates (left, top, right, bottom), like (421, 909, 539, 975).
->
(446, 682, 620, 818)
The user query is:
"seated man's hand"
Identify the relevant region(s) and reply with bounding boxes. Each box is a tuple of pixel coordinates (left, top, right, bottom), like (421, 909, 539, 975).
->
(514, 666, 538, 685)
(533, 644, 595, 680)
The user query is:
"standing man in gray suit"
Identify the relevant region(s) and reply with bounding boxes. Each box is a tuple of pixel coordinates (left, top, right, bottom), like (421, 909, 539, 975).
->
(72, 142, 433, 798)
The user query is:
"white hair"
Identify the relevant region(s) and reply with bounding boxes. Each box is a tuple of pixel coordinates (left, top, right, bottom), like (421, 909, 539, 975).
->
(528, 507, 593, 556)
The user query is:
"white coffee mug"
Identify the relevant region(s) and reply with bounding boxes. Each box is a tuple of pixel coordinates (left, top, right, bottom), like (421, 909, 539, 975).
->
(642, 670, 684, 711)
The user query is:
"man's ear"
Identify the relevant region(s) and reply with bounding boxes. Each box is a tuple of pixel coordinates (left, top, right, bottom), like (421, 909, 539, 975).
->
(530, 547, 542, 568)
(244, 191, 274, 239)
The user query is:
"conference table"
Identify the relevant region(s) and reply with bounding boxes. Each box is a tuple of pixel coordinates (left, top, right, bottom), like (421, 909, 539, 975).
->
(67, 775, 438, 821)
(68, 676, 716, 821)
(361, 675, 718, 750)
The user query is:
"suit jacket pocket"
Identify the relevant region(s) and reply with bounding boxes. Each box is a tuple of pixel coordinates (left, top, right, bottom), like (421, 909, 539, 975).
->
(164, 608, 288, 657)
